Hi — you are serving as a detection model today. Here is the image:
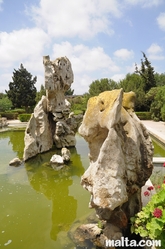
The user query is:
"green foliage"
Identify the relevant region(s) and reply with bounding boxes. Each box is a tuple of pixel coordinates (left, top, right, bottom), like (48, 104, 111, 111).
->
(9, 108, 26, 114)
(65, 87, 74, 96)
(119, 73, 148, 111)
(18, 114, 31, 122)
(35, 84, 46, 103)
(135, 112, 151, 120)
(0, 95, 12, 112)
(97, 220, 104, 229)
(155, 72, 165, 86)
(131, 184, 165, 249)
(69, 95, 88, 114)
(88, 78, 119, 97)
(148, 86, 165, 121)
(0, 112, 18, 120)
(135, 52, 156, 93)
(6, 64, 37, 112)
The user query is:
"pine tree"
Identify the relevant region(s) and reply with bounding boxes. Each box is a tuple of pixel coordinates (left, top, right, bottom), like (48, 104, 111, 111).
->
(135, 52, 156, 93)
(6, 64, 37, 112)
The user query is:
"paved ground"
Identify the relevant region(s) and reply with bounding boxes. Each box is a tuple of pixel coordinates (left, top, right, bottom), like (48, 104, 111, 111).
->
(141, 120, 165, 146)
(7, 119, 27, 128)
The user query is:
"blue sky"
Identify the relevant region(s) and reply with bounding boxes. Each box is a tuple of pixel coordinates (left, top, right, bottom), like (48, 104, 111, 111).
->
(0, 0, 165, 94)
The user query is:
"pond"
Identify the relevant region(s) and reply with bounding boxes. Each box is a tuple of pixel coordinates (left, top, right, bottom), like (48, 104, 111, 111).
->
(0, 129, 93, 249)
(150, 139, 165, 187)
(0, 129, 165, 248)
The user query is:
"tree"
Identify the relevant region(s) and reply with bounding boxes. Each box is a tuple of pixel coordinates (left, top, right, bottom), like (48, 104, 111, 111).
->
(35, 84, 46, 103)
(149, 86, 165, 121)
(119, 73, 147, 111)
(6, 64, 37, 112)
(88, 78, 119, 97)
(135, 52, 156, 93)
(154, 72, 165, 86)
(0, 94, 12, 112)
(65, 87, 74, 96)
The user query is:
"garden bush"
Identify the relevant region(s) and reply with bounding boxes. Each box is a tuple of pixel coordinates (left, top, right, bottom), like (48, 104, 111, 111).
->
(18, 114, 31, 122)
(0, 112, 18, 120)
(9, 108, 26, 114)
(136, 112, 151, 120)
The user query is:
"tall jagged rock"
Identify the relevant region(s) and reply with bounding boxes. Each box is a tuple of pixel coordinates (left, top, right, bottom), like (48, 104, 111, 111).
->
(23, 56, 81, 161)
(78, 89, 153, 242)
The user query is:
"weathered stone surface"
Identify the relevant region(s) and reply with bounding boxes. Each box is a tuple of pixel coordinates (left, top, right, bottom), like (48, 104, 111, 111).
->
(0, 117, 8, 128)
(9, 157, 22, 166)
(78, 89, 153, 240)
(71, 224, 102, 248)
(61, 147, 71, 161)
(53, 120, 76, 148)
(23, 96, 53, 161)
(50, 154, 64, 165)
(23, 56, 80, 161)
(43, 55, 73, 113)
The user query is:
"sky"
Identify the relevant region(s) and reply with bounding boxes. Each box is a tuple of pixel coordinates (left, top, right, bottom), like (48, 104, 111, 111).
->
(0, 0, 165, 95)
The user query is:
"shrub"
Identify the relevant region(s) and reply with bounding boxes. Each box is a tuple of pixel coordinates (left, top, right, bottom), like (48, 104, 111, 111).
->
(9, 108, 25, 114)
(136, 112, 151, 120)
(131, 183, 165, 249)
(18, 114, 31, 122)
(73, 109, 84, 115)
(0, 112, 18, 120)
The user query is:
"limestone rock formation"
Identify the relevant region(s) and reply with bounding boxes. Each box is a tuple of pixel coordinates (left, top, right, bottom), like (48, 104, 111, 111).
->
(23, 56, 80, 161)
(78, 89, 153, 242)
(61, 147, 71, 162)
(0, 117, 8, 128)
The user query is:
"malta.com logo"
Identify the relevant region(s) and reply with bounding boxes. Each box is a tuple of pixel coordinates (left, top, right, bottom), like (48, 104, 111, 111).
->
(105, 237, 161, 248)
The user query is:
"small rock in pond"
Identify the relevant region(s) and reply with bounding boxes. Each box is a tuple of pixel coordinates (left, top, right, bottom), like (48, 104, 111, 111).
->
(61, 147, 71, 162)
(9, 158, 22, 167)
(50, 154, 64, 165)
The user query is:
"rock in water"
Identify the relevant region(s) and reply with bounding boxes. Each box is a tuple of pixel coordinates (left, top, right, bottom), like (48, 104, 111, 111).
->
(78, 89, 154, 241)
(9, 158, 22, 167)
(50, 154, 64, 165)
(61, 147, 71, 162)
(23, 56, 81, 161)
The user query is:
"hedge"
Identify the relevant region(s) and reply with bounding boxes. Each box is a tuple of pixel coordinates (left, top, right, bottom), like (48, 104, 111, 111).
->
(18, 114, 31, 122)
(8, 108, 25, 114)
(0, 112, 19, 120)
(135, 112, 151, 120)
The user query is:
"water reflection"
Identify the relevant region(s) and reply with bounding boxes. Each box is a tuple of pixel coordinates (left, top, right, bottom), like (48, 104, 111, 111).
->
(25, 147, 85, 241)
(0, 130, 25, 159)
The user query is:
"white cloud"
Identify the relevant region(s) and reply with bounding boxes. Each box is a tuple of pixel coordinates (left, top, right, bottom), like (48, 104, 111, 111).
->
(52, 42, 120, 94)
(0, 28, 50, 92)
(52, 42, 119, 73)
(111, 74, 126, 82)
(157, 12, 165, 31)
(29, 0, 122, 39)
(147, 43, 162, 54)
(114, 48, 134, 60)
(72, 74, 93, 94)
(0, 28, 49, 68)
(147, 43, 165, 60)
(124, 0, 163, 8)
(0, 73, 12, 92)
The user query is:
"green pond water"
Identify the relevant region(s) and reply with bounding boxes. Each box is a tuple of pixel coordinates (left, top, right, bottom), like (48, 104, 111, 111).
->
(151, 139, 165, 186)
(0, 130, 93, 249)
(0, 129, 165, 249)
